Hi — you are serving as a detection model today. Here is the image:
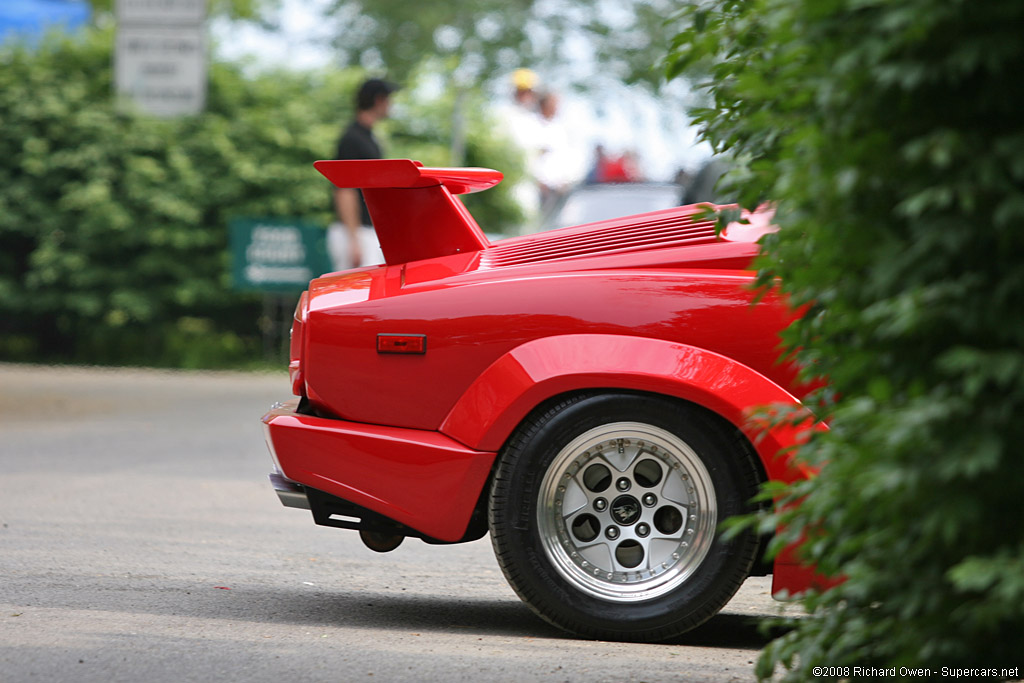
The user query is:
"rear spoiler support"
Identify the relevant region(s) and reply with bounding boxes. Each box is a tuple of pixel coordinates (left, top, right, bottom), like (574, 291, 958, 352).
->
(314, 159, 503, 266)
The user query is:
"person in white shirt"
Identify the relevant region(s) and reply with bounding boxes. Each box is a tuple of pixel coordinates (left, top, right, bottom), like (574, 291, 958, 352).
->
(531, 91, 579, 214)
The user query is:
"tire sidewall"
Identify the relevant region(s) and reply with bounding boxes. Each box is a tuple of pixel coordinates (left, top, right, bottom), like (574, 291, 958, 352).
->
(490, 393, 759, 639)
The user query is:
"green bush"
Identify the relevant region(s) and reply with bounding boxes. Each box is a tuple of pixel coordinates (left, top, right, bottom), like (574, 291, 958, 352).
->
(0, 29, 346, 366)
(0, 28, 523, 368)
(668, 0, 1024, 678)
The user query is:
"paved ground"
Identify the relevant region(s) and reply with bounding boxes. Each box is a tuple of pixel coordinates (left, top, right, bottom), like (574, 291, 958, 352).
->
(0, 364, 797, 682)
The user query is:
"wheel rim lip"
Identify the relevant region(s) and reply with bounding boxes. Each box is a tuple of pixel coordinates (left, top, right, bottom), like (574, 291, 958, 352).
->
(537, 422, 718, 603)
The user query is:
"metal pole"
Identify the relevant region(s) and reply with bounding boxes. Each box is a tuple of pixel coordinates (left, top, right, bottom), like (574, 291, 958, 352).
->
(451, 87, 467, 166)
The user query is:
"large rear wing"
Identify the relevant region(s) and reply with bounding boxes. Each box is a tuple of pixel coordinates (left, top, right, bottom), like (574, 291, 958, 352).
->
(314, 158, 503, 266)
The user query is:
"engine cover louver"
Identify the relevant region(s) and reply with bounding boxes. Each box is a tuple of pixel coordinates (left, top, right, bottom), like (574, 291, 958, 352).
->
(480, 210, 721, 269)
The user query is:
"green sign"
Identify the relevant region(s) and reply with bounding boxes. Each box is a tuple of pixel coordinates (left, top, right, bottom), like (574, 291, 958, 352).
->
(230, 217, 331, 293)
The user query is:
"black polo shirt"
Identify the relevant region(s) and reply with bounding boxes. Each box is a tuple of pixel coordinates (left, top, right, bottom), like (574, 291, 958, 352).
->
(335, 120, 382, 227)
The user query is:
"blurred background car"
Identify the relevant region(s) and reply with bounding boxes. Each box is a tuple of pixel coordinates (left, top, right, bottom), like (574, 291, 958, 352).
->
(527, 157, 733, 236)
(532, 182, 683, 234)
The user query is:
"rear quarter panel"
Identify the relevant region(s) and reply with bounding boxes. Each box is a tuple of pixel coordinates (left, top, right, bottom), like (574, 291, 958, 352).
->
(303, 266, 799, 433)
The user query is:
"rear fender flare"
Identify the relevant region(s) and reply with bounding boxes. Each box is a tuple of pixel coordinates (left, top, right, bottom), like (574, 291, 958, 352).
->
(439, 334, 813, 483)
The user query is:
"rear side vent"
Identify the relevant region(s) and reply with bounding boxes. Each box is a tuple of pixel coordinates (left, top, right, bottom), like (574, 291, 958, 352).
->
(481, 210, 721, 269)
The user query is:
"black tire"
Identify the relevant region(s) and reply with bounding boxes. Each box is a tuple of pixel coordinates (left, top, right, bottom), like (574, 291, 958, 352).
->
(488, 392, 762, 642)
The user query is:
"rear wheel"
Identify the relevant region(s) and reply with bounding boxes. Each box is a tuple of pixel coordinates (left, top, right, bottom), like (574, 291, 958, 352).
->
(489, 393, 762, 641)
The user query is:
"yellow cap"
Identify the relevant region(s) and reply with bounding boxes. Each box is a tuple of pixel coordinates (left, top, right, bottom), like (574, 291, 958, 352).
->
(512, 68, 538, 91)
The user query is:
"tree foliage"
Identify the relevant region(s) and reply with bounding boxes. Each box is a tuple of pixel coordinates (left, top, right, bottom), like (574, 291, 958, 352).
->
(1, 28, 523, 367)
(323, 0, 681, 90)
(668, 0, 1024, 678)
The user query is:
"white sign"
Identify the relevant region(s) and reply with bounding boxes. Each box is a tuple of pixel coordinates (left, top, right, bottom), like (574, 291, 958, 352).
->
(115, 0, 206, 117)
(247, 226, 308, 264)
(116, 0, 206, 25)
(115, 26, 206, 116)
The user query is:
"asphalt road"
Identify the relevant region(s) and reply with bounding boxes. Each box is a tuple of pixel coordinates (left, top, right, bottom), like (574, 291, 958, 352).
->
(0, 364, 798, 683)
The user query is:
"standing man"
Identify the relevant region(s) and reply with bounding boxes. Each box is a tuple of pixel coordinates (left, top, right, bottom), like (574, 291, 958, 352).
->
(328, 78, 398, 270)
(532, 90, 579, 215)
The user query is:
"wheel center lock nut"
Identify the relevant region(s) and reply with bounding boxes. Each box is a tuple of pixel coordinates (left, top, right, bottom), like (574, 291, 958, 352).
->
(610, 495, 642, 526)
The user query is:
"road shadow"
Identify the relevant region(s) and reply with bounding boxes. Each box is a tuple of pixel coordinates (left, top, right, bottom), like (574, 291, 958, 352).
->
(8, 572, 788, 650)
(186, 584, 787, 650)
(676, 613, 791, 649)
(200, 585, 566, 639)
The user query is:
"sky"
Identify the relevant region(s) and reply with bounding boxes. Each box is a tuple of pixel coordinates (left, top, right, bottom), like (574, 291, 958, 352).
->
(0, 0, 90, 42)
(212, 0, 712, 181)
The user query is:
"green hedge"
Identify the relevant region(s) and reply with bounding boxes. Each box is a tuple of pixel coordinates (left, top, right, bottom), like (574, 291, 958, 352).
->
(1, 28, 523, 368)
(669, 0, 1024, 678)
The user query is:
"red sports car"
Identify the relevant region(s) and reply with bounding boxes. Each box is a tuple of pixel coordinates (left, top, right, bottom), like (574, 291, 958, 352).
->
(262, 159, 817, 641)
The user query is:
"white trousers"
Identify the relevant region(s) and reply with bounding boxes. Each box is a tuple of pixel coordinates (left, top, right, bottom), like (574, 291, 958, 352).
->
(327, 223, 385, 271)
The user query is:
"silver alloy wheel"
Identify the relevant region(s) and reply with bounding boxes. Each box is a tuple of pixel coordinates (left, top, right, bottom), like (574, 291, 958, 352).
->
(537, 422, 717, 602)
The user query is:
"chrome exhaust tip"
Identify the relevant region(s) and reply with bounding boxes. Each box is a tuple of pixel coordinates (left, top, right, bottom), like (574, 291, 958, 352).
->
(269, 471, 310, 510)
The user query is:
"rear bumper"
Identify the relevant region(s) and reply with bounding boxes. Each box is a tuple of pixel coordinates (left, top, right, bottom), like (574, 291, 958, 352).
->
(262, 399, 496, 542)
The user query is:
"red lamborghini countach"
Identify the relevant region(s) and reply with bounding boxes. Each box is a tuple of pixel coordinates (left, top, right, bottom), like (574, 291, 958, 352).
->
(262, 159, 817, 642)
